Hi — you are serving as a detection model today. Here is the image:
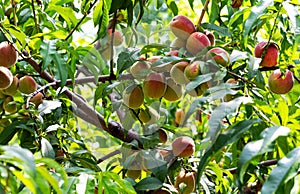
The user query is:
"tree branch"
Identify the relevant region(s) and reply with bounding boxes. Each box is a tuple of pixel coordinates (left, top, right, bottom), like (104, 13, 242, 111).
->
(21, 51, 143, 148)
(197, 0, 210, 27)
(64, 0, 99, 41)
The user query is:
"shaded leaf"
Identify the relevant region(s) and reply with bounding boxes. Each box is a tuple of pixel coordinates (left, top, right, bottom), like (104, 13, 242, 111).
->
(135, 177, 163, 191)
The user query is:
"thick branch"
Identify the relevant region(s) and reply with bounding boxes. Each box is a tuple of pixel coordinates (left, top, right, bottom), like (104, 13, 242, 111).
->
(22, 51, 142, 148)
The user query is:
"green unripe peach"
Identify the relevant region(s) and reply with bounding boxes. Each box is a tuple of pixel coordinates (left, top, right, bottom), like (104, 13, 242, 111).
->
(0, 90, 6, 99)
(138, 106, 159, 125)
(18, 76, 37, 94)
(0, 66, 13, 89)
(163, 78, 183, 101)
(130, 61, 151, 79)
(143, 72, 167, 99)
(170, 61, 190, 85)
(174, 170, 196, 194)
(268, 69, 294, 94)
(0, 41, 18, 68)
(184, 61, 201, 81)
(172, 136, 195, 158)
(123, 85, 144, 109)
(3, 96, 17, 114)
(2, 76, 18, 96)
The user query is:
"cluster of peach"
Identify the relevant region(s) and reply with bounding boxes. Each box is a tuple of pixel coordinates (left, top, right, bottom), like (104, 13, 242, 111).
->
(0, 41, 42, 117)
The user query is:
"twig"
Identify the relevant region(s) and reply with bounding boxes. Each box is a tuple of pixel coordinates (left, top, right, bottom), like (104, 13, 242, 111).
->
(197, 0, 210, 27)
(64, 0, 99, 41)
(97, 150, 121, 164)
(260, 6, 282, 66)
(31, 0, 39, 33)
(225, 159, 278, 175)
(227, 71, 255, 87)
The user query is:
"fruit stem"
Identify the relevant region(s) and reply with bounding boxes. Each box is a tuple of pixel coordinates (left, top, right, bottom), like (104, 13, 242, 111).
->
(196, 0, 210, 28)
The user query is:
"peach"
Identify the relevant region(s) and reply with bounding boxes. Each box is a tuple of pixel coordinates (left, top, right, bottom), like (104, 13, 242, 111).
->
(174, 171, 196, 194)
(232, 0, 243, 8)
(184, 61, 201, 80)
(0, 66, 13, 89)
(158, 128, 168, 143)
(254, 41, 279, 67)
(0, 41, 18, 68)
(130, 61, 151, 79)
(170, 38, 186, 49)
(186, 32, 211, 55)
(143, 72, 167, 99)
(170, 61, 190, 85)
(175, 109, 185, 126)
(138, 106, 159, 124)
(18, 76, 37, 94)
(2, 76, 18, 96)
(123, 85, 144, 109)
(172, 136, 195, 158)
(268, 69, 294, 94)
(3, 96, 17, 114)
(205, 47, 230, 66)
(204, 30, 215, 46)
(107, 29, 123, 46)
(163, 78, 183, 101)
(188, 83, 208, 97)
(30, 92, 44, 107)
(170, 15, 196, 40)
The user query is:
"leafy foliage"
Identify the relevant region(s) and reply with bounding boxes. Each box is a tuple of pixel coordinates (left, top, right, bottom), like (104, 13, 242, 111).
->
(0, 0, 299, 193)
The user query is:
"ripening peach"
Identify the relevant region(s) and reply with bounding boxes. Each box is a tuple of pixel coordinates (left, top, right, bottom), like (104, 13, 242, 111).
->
(163, 78, 183, 101)
(254, 41, 279, 67)
(268, 69, 294, 94)
(186, 32, 211, 55)
(18, 76, 37, 94)
(123, 85, 144, 109)
(130, 61, 151, 79)
(172, 136, 195, 158)
(205, 47, 230, 66)
(0, 66, 13, 89)
(175, 109, 185, 126)
(184, 61, 201, 81)
(170, 37, 186, 50)
(143, 72, 167, 99)
(174, 171, 196, 194)
(2, 76, 18, 96)
(107, 29, 123, 46)
(29, 92, 44, 107)
(170, 61, 190, 85)
(170, 15, 196, 40)
(0, 41, 18, 68)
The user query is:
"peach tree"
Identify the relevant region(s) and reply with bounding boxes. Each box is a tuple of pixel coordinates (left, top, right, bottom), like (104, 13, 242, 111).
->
(0, 0, 299, 193)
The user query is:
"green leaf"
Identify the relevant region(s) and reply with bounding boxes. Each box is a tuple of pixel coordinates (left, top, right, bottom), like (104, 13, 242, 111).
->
(238, 126, 290, 184)
(135, 177, 163, 191)
(47, 5, 78, 28)
(278, 101, 289, 126)
(185, 73, 213, 93)
(201, 23, 232, 37)
(243, 0, 274, 46)
(40, 40, 56, 71)
(7, 25, 27, 47)
(261, 147, 300, 194)
(41, 138, 55, 159)
(0, 146, 36, 177)
(168, 1, 178, 16)
(230, 50, 249, 62)
(38, 100, 62, 115)
(116, 48, 141, 75)
(53, 53, 68, 90)
(0, 120, 27, 145)
(93, 0, 104, 26)
(207, 97, 252, 143)
(140, 44, 168, 54)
